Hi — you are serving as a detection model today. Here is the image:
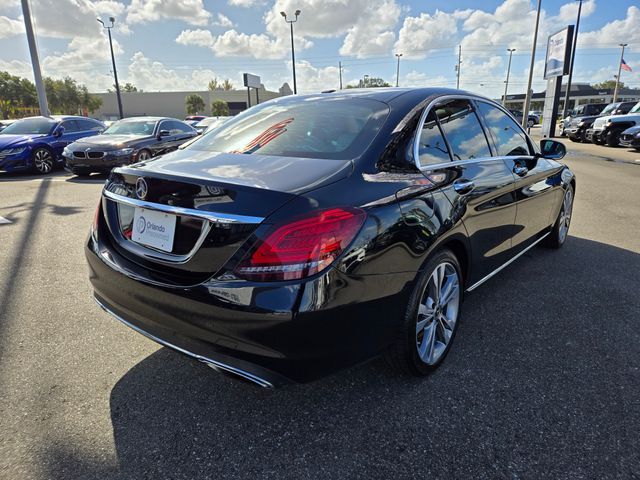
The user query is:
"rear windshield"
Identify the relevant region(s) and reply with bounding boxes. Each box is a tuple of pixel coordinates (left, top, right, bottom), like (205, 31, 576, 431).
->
(188, 97, 389, 160)
(0, 118, 56, 135)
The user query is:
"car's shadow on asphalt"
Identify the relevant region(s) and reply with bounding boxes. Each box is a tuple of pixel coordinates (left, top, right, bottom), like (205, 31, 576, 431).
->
(44, 236, 640, 479)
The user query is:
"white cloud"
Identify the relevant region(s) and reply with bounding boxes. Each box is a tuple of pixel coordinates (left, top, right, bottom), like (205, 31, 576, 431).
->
(127, 0, 211, 26)
(558, 0, 596, 23)
(579, 6, 640, 48)
(289, 60, 341, 92)
(402, 71, 450, 88)
(0, 59, 32, 80)
(176, 29, 215, 48)
(228, 0, 264, 7)
(210, 30, 284, 59)
(125, 52, 217, 91)
(394, 10, 460, 60)
(0, 15, 23, 39)
(213, 13, 234, 28)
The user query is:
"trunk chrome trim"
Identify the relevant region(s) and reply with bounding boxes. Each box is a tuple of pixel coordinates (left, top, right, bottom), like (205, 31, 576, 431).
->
(94, 296, 274, 388)
(103, 189, 265, 225)
(465, 232, 550, 292)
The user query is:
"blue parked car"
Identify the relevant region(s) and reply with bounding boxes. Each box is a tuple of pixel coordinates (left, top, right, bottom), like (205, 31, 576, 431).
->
(0, 115, 105, 174)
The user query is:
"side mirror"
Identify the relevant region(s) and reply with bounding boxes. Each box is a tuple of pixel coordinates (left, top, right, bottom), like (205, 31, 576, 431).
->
(159, 129, 171, 137)
(54, 126, 65, 137)
(539, 139, 566, 160)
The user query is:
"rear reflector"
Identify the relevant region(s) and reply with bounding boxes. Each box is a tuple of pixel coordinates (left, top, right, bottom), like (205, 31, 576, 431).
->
(234, 207, 366, 281)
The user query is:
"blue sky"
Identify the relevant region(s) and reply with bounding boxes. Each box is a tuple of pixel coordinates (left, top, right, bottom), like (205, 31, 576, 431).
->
(0, 0, 638, 98)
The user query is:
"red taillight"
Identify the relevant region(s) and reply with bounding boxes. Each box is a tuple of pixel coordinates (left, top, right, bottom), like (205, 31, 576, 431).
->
(234, 207, 366, 281)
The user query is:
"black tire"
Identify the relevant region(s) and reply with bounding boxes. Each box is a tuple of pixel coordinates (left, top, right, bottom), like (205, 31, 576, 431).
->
(569, 136, 579, 143)
(579, 129, 588, 143)
(527, 119, 535, 128)
(605, 130, 620, 147)
(592, 134, 604, 145)
(384, 249, 463, 376)
(543, 185, 574, 249)
(135, 149, 152, 162)
(31, 147, 55, 174)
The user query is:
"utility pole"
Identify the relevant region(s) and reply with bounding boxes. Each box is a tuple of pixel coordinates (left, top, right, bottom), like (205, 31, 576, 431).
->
(613, 43, 627, 103)
(562, 0, 583, 119)
(21, 0, 49, 116)
(503, 48, 516, 106)
(98, 17, 123, 119)
(522, 0, 542, 129)
(281, 10, 301, 94)
(339, 61, 343, 90)
(395, 53, 403, 87)
(456, 45, 461, 89)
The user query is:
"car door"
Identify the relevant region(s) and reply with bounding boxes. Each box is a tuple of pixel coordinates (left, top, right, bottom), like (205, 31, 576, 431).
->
(417, 98, 518, 283)
(475, 100, 564, 251)
(50, 120, 80, 157)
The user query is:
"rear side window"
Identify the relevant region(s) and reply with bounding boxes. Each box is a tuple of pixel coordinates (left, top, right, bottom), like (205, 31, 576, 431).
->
(77, 119, 103, 131)
(434, 99, 491, 160)
(417, 110, 451, 166)
(166, 120, 193, 134)
(189, 98, 389, 160)
(476, 102, 531, 157)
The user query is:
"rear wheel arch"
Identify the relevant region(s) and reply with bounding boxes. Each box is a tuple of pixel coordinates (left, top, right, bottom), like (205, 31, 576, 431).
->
(419, 235, 470, 290)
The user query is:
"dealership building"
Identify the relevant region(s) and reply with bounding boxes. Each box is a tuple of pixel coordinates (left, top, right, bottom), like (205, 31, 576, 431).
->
(92, 83, 293, 120)
(503, 83, 640, 111)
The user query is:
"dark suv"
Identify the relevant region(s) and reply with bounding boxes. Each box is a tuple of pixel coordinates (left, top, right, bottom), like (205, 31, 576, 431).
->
(561, 103, 606, 140)
(585, 101, 637, 144)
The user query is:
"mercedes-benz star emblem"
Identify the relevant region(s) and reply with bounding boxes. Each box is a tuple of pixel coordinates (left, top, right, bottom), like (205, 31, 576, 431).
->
(135, 177, 148, 200)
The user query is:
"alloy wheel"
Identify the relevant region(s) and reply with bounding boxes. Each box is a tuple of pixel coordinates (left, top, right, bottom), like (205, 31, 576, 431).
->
(558, 188, 573, 243)
(137, 150, 150, 161)
(416, 262, 460, 365)
(33, 149, 53, 174)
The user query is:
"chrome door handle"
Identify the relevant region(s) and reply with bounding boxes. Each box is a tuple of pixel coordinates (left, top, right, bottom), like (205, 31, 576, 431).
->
(513, 165, 528, 177)
(453, 179, 475, 194)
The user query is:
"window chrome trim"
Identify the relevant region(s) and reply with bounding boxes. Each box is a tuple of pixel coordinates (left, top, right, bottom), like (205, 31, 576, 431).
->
(103, 189, 265, 224)
(465, 232, 550, 292)
(94, 297, 274, 388)
(412, 93, 535, 172)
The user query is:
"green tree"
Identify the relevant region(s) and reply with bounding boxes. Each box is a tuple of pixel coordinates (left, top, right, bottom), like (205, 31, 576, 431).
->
(222, 79, 234, 91)
(185, 94, 205, 114)
(346, 76, 391, 89)
(211, 99, 230, 116)
(208, 77, 220, 91)
(0, 71, 37, 117)
(122, 82, 138, 92)
(592, 80, 625, 90)
(209, 78, 234, 91)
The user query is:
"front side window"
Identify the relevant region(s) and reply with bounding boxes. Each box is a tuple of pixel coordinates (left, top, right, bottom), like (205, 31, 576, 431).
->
(477, 102, 531, 157)
(188, 97, 389, 160)
(435, 99, 491, 160)
(61, 120, 80, 133)
(417, 110, 450, 166)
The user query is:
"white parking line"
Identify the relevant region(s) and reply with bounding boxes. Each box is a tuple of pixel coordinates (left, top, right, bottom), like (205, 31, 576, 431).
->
(0, 216, 11, 224)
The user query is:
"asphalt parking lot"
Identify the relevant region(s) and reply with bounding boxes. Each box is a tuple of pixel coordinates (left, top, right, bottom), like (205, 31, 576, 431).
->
(1, 139, 639, 479)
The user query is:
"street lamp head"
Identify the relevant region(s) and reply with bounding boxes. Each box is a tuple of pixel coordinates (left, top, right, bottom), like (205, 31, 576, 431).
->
(295, 9, 301, 17)
(619, 43, 628, 47)
(109, 16, 115, 24)
(280, 11, 286, 18)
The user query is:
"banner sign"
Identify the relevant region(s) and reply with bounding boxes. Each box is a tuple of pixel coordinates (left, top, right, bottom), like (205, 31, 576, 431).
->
(544, 26, 574, 79)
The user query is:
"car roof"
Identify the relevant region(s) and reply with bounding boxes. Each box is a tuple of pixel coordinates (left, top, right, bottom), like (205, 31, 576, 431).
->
(291, 87, 463, 103)
(116, 116, 174, 122)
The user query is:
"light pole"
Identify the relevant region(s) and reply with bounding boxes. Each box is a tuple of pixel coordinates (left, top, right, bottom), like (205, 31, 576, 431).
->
(21, 0, 48, 116)
(613, 43, 628, 103)
(455, 45, 461, 89)
(97, 17, 123, 119)
(562, 0, 583, 119)
(395, 53, 403, 87)
(503, 48, 516, 106)
(281, 10, 300, 95)
(522, 0, 542, 129)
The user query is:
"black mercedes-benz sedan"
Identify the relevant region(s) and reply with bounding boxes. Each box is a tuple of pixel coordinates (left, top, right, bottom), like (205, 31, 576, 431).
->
(64, 116, 197, 176)
(86, 88, 575, 387)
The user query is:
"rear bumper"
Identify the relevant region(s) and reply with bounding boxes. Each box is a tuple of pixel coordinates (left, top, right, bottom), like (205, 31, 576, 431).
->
(85, 234, 414, 385)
